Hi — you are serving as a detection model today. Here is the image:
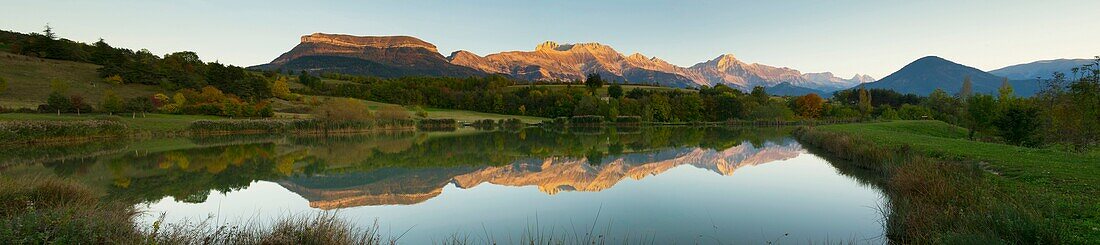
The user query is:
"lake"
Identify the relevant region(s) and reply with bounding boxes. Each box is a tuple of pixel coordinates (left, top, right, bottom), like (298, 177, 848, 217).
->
(0, 127, 887, 244)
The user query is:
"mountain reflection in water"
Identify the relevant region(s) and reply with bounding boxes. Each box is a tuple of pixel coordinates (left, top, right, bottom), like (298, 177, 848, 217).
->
(281, 140, 802, 209)
(0, 127, 795, 207)
(0, 126, 887, 244)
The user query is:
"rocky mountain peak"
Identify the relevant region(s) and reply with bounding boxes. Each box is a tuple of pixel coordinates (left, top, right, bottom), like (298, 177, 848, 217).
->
(535, 41, 560, 51)
(300, 33, 438, 52)
(711, 54, 743, 70)
(851, 74, 876, 83)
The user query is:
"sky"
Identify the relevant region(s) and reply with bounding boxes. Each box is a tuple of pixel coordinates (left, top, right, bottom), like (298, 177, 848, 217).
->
(3, 0, 1099, 78)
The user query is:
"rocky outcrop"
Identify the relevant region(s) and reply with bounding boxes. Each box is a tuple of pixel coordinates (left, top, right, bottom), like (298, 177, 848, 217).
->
(253, 33, 484, 78)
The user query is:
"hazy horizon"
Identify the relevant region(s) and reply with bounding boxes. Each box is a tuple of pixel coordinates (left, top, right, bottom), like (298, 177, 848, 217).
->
(3, 0, 1099, 78)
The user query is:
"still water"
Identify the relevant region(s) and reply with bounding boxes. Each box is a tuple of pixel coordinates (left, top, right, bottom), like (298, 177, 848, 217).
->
(2, 127, 886, 244)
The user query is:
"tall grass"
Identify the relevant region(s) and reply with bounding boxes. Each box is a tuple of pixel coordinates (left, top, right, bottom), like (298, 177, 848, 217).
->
(189, 119, 416, 135)
(0, 119, 127, 144)
(793, 127, 1059, 244)
(0, 175, 400, 244)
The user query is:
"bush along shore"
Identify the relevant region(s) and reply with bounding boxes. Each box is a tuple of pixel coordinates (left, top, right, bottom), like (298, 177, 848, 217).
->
(793, 126, 1061, 244)
(0, 117, 424, 145)
(188, 118, 416, 136)
(0, 119, 127, 145)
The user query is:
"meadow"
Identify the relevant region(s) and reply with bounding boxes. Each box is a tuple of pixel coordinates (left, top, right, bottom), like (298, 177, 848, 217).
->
(798, 120, 1100, 243)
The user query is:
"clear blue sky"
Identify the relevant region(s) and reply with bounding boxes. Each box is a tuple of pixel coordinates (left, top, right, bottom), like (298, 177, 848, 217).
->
(4, 0, 1099, 78)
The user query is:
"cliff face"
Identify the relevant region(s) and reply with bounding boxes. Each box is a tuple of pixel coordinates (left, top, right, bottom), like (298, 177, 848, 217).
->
(255, 33, 484, 78)
(278, 141, 803, 209)
(447, 41, 701, 88)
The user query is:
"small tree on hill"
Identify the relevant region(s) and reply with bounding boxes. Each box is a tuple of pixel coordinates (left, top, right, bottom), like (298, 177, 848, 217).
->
(99, 90, 124, 115)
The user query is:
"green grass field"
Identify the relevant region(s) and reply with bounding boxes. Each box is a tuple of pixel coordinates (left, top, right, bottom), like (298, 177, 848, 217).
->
(504, 84, 690, 97)
(817, 121, 1100, 242)
(0, 52, 162, 109)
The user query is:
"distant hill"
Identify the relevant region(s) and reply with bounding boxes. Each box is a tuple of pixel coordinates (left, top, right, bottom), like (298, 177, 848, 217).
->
(0, 52, 161, 109)
(251, 33, 486, 78)
(766, 82, 828, 97)
(862, 56, 1041, 96)
(989, 58, 1095, 80)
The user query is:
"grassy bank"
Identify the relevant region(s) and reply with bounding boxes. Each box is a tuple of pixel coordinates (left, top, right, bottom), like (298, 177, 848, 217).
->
(0, 175, 396, 244)
(796, 120, 1099, 243)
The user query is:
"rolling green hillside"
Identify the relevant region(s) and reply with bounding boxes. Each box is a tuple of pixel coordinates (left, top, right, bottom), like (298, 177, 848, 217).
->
(0, 52, 162, 109)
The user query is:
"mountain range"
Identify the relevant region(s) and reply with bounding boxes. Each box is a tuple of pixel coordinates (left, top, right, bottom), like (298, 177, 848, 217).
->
(252, 33, 1086, 97)
(988, 58, 1095, 80)
(253, 33, 873, 92)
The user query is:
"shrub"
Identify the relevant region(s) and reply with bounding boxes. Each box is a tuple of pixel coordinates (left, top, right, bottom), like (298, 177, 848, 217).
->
(312, 98, 373, 122)
(417, 118, 456, 131)
(499, 118, 524, 129)
(570, 115, 604, 125)
(471, 119, 497, 130)
(614, 116, 642, 124)
(375, 105, 411, 120)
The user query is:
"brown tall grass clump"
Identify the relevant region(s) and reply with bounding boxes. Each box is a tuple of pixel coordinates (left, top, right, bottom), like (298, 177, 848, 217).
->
(313, 98, 375, 122)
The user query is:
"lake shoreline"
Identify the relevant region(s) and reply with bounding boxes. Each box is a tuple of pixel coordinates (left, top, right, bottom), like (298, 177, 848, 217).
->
(793, 121, 1094, 243)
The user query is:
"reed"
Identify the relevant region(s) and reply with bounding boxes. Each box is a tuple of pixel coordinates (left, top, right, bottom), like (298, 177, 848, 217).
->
(189, 118, 416, 135)
(0, 119, 127, 144)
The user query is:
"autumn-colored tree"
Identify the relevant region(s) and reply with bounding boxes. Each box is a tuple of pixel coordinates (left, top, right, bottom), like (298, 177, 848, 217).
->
(271, 76, 296, 100)
(794, 93, 825, 119)
(99, 90, 124, 114)
(69, 95, 90, 115)
(104, 74, 123, 85)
